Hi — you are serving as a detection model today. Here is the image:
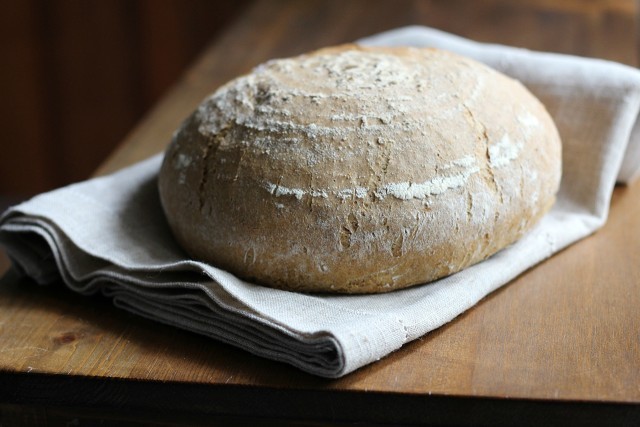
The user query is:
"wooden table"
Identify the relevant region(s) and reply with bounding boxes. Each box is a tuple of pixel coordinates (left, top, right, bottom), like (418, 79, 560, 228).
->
(1, 1, 639, 425)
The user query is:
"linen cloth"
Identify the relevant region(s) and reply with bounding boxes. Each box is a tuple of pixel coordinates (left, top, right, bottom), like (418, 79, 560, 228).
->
(2, 26, 640, 378)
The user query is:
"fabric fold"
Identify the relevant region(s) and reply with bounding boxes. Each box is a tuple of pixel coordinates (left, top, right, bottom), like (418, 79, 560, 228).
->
(2, 26, 640, 377)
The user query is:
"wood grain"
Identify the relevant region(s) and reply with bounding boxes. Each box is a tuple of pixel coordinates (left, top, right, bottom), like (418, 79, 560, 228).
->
(1, 0, 639, 425)
(0, 0, 249, 197)
(0, 1, 57, 197)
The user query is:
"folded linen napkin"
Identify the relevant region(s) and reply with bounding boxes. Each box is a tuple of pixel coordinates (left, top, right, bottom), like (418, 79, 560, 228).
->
(2, 26, 640, 378)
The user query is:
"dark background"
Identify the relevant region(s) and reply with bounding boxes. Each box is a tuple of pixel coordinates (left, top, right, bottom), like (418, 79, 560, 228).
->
(0, 0, 250, 204)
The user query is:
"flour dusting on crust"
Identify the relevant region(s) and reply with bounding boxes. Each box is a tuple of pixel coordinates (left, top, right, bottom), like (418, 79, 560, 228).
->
(158, 45, 562, 294)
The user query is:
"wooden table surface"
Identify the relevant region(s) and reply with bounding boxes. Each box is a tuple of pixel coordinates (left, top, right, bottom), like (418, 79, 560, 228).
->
(1, 0, 639, 425)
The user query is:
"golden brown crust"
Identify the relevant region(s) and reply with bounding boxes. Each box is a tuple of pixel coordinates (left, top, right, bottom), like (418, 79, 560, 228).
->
(158, 45, 562, 293)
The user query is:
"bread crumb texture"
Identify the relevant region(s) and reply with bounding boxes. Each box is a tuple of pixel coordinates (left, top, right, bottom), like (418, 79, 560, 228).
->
(158, 45, 562, 294)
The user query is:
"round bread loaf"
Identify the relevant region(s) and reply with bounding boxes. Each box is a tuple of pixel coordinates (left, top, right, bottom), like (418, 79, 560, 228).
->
(158, 45, 562, 294)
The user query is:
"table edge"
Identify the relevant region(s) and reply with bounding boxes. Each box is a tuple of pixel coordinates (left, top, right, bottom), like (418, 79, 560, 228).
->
(1, 370, 638, 426)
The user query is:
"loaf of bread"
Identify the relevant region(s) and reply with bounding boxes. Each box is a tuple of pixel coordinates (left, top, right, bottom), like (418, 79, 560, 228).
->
(158, 45, 562, 294)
